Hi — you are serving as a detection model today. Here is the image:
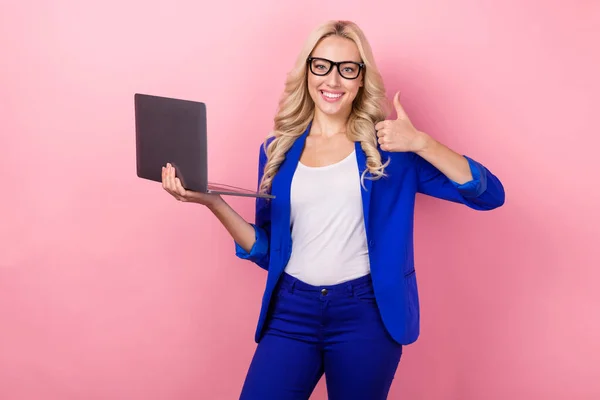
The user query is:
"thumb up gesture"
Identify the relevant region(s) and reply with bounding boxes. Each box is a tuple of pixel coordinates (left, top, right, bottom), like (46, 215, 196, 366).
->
(375, 91, 430, 153)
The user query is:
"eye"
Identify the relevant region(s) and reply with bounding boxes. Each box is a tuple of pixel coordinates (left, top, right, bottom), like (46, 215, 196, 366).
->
(311, 59, 331, 71)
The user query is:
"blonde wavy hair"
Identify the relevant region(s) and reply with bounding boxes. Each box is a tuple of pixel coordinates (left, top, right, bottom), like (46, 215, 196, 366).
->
(259, 20, 391, 194)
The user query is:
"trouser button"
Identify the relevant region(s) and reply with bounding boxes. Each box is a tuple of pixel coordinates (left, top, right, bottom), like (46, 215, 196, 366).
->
(321, 288, 328, 295)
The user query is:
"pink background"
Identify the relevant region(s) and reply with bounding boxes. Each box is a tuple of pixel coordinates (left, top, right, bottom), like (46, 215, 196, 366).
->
(1, 0, 599, 399)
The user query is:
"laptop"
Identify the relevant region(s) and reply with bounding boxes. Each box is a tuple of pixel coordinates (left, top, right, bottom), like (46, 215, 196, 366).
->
(134, 93, 274, 199)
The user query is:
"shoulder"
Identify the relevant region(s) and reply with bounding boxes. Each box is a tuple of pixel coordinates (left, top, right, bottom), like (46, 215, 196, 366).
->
(257, 135, 276, 161)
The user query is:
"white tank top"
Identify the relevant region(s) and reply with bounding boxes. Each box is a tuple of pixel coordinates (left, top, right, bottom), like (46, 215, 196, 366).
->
(283, 149, 371, 285)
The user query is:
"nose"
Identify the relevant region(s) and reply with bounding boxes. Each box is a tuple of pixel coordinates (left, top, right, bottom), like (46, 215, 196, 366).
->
(324, 67, 342, 87)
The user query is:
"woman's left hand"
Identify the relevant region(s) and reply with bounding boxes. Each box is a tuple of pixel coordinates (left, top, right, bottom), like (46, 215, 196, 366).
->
(375, 92, 432, 153)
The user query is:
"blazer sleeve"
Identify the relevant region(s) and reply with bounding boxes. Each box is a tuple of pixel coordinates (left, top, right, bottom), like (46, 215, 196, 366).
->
(415, 153, 505, 211)
(234, 142, 272, 270)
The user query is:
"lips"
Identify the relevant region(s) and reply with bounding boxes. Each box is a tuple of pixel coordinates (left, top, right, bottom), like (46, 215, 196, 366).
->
(320, 90, 344, 102)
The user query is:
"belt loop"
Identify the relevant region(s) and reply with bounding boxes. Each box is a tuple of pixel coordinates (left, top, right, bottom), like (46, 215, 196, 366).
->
(346, 281, 354, 297)
(290, 279, 296, 294)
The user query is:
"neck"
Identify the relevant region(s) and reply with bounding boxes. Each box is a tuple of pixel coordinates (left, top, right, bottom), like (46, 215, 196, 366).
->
(310, 108, 350, 138)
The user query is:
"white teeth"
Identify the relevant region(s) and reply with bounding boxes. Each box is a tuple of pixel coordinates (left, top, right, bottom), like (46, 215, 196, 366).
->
(322, 91, 342, 99)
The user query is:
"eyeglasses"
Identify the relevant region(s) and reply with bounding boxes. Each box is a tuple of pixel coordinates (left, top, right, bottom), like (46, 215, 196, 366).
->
(307, 57, 365, 80)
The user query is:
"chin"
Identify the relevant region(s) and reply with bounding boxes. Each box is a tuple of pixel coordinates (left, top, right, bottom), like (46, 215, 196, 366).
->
(317, 101, 352, 117)
(319, 105, 345, 116)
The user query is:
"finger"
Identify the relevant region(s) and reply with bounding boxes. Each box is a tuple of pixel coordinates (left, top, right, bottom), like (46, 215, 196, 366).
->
(376, 128, 387, 138)
(164, 166, 174, 192)
(174, 178, 187, 198)
(375, 120, 391, 131)
(164, 164, 171, 189)
(167, 164, 177, 192)
(394, 91, 407, 119)
(172, 169, 186, 197)
(378, 138, 388, 150)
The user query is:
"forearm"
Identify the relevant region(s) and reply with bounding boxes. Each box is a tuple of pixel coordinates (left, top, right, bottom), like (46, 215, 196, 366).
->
(207, 198, 256, 252)
(415, 133, 473, 184)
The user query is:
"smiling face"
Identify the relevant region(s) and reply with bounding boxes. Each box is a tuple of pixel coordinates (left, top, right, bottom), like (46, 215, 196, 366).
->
(307, 35, 364, 119)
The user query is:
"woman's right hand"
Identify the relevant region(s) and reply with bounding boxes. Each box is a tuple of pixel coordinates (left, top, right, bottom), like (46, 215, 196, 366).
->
(161, 163, 223, 207)
(162, 163, 257, 253)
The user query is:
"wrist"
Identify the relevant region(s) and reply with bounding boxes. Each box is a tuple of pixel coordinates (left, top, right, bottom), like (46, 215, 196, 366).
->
(205, 196, 226, 211)
(414, 131, 437, 155)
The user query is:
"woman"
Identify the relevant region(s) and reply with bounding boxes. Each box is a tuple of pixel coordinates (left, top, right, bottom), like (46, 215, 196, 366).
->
(162, 20, 505, 400)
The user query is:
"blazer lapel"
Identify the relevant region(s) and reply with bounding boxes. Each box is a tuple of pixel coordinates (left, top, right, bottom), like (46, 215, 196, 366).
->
(277, 126, 310, 221)
(270, 123, 311, 268)
(355, 141, 373, 232)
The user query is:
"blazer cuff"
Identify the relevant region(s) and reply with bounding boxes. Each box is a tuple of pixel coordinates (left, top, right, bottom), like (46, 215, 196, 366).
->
(451, 156, 488, 197)
(235, 224, 269, 260)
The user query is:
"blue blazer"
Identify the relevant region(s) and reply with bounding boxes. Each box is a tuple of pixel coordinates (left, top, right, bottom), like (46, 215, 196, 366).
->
(235, 123, 505, 345)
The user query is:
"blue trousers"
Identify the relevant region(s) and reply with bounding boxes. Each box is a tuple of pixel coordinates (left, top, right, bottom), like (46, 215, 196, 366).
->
(240, 272, 403, 400)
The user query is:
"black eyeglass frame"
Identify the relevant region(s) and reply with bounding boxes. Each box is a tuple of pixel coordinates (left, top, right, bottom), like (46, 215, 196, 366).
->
(307, 57, 365, 80)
